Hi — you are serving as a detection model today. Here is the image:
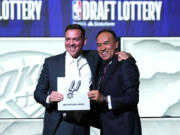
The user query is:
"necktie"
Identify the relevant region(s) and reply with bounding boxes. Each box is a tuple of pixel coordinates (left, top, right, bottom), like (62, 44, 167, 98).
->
(65, 57, 85, 123)
(70, 58, 80, 77)
(98, 60, 112, 90)
(75, 59, 80, 76)
(75, 56, 82, 76)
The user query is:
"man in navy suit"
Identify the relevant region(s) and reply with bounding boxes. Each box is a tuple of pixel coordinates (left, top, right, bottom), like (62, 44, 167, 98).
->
(34, 24, 100, 135)
(88, 29, 142, 135)
(34, 24, 130, 135)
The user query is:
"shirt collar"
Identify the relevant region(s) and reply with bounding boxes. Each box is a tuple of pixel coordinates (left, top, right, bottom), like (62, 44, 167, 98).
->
(100, 55, 115, 66)
(66, 51, 82, 65)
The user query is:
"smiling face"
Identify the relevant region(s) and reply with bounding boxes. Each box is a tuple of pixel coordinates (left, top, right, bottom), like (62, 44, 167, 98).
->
(65, 29, 86, 58)
(96, 32, 118, 61)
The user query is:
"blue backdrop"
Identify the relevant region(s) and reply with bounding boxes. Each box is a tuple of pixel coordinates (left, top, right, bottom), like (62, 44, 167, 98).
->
(0, 0, 180, 50)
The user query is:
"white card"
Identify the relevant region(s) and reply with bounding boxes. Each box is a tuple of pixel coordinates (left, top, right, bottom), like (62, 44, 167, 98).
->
(57, 77, 90, 111)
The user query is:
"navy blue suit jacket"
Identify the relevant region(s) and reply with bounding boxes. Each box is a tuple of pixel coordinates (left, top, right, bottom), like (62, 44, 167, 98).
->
(92, 56, 142, 135)
(34, 51, 99, 135)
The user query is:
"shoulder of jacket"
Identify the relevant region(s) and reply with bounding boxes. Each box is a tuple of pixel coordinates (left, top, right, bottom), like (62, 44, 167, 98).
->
(83, 50, 97, 55)
(45, 52, 66, 61)
(83, 50, 99, 58)
(119, 57, 136, 65)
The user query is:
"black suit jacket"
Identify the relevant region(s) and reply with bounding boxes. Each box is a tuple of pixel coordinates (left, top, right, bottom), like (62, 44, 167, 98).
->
(34, 51, 99, 135)
(92, 56, 142, 135)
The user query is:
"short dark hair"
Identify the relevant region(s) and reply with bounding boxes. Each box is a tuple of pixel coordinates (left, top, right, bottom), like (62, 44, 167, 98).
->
(96, 29, 117, 41)
(65, 24, 85, 39)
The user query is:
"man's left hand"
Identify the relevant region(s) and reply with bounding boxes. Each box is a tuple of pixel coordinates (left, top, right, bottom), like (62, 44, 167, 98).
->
(88, 90, 104, 102)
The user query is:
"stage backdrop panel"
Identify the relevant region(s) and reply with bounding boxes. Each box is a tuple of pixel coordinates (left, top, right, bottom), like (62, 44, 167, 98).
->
(0, 0, 180, 50)
(121, 37, 180, 117)
(0, 38, 65, 118)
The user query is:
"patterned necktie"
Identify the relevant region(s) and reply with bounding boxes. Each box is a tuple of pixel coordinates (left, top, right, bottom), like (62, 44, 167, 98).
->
(98, 60, 112, 90)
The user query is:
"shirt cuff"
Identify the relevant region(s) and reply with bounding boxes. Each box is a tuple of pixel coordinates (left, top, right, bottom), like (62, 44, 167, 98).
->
(46, 95, 50, 104)
(107, 95, 112, 109)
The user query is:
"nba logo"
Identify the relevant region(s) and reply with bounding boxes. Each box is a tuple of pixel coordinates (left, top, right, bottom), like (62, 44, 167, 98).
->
(72, 0, 82, 20)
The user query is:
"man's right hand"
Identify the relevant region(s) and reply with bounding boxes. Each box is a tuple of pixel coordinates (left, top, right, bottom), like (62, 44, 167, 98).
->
(49, 91, 64, 103)
(115, 51, 131, 61)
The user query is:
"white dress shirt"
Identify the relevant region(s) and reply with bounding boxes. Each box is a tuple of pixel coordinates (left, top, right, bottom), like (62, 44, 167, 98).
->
(65, 52, 92, 85)
(46, 52, 92, 103)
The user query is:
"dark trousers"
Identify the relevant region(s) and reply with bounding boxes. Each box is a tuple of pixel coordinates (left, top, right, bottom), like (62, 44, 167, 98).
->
(54, 120, 90, 135)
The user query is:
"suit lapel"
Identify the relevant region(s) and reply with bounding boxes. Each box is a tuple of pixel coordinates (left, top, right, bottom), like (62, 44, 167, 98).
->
(93, 61, 101, 89)
(82, 51, 100, 88)
(56, 52, 66, 77)
(82, 51, 96, 74)
(102, 57, 118, 90)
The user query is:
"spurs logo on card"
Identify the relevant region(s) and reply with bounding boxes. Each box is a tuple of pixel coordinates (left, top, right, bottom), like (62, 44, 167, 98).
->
(67, 80, 81, 99)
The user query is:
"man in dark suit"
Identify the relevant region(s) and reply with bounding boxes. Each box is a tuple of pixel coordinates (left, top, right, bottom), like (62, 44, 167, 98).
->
(34, 24, 130, 135)
(34, 24, 100, 135)
(88, 29, 142, 135)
